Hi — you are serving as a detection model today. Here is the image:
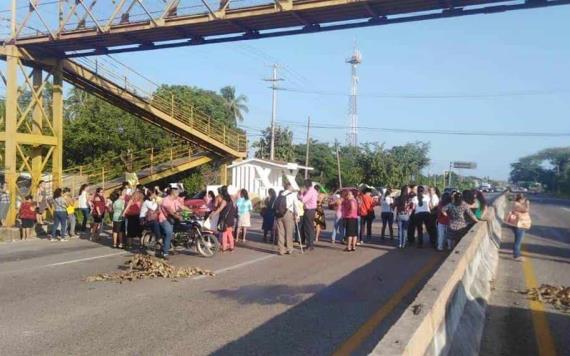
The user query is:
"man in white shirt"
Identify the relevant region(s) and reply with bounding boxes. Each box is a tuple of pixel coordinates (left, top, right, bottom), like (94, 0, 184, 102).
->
(427, 186, 440, 247)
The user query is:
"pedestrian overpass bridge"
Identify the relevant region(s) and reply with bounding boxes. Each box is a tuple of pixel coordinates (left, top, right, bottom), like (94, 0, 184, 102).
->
(0, 0, 568, 224)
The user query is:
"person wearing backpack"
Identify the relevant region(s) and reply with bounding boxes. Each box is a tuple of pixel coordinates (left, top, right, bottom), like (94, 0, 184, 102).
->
(275, 182, 298, 255)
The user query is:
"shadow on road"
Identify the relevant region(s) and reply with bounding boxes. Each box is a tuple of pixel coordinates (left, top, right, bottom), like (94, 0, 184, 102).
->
(209, 284, 327, 306)
(481, 303, 570, 355)
(528, 225, 570, 246)
(210, 246, 444, 356)
(500, 241, 570, 263)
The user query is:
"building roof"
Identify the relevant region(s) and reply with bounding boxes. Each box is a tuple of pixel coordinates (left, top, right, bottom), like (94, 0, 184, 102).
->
(228, 158, 313, 171)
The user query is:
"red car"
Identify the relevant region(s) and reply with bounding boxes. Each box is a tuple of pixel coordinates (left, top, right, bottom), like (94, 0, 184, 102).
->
(183, 191, 210, 217)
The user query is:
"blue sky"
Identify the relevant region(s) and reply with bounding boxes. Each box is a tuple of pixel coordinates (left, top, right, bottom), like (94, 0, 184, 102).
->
(4, 4, 570, 180)
(112, 6, 570, 180)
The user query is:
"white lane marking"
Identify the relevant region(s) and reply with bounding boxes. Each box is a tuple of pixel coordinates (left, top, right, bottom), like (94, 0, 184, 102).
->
(562, 207, 570, 212)
(193, 254, 276, 280)
(45, 252, 127, 267)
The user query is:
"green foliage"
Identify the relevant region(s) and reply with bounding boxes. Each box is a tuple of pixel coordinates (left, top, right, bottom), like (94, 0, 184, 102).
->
(293, 140, 338, 187)
(510, 146, 570, 194)
(63, 84, 238, 168)
(253, 126, 432, 190)
(63, 88, 172, 166)
(180, 172, 205, 194)
(220, 86, 249, 125)
(153, 85, 236, 128)
(252, 125, 295, 162)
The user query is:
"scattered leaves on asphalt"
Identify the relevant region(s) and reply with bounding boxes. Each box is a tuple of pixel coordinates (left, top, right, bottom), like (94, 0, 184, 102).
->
(85, 254, 215, 283)
(521, 284, 570, 313)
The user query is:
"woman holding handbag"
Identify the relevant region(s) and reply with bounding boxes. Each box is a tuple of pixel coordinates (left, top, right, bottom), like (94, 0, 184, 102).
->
(506, 193, 532, 261)
(213, 186, 236, 252)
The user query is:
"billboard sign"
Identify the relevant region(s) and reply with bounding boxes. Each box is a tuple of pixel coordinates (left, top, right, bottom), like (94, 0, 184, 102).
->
(452, 161, 477, 169)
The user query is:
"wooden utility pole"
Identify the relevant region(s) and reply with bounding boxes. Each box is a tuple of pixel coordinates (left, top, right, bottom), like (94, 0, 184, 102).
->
(304, 116, 311, 179)
(336, 143, 342, 188)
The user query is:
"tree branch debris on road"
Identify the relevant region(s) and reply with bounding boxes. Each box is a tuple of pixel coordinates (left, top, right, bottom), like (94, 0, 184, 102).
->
(522, 284, 570, 313)
(85, 254, 215, 283)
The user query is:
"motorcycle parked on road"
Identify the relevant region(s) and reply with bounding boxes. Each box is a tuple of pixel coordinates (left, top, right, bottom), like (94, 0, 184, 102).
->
(142, 215, 220, 258)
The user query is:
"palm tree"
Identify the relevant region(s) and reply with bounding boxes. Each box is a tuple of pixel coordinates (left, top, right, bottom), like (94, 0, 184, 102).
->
(220, 86, 249, 125)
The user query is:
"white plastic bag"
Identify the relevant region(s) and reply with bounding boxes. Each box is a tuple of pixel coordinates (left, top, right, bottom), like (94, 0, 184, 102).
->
(204, 212, 219, 231)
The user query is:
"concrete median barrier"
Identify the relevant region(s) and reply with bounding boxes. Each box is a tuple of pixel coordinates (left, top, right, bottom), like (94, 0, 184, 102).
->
(372, 194, 507, 355)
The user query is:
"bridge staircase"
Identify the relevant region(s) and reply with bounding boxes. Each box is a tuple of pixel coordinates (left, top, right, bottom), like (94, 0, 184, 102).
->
(59, 56, 247, 159)
(63, 142, 213, 195)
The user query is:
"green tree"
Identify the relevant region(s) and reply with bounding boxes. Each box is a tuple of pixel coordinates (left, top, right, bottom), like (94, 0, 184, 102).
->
(220, 86, 249, 125)
(63, 88, 172, 166)
(388, 142, 431, 184)
(293, 140, 338, 188)
(510, 147, 570, 194)
(253, 125, 295, 161)
(338, 145, 365, 187)
(153, 85, 235, 128)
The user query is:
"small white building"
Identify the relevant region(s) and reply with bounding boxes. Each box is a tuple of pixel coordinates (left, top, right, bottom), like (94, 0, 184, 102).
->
(228, 158, 313, 199)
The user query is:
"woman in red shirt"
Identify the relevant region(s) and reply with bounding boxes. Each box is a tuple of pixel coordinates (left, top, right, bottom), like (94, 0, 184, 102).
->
(342, 190, 359, 252)
(19, 195, 36, 240)
(122, 190, 144, 248)
(90, 187, 107, 241)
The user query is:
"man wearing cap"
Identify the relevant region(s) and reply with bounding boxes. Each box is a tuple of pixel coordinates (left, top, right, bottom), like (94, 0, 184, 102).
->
(157, 186, 187, 260)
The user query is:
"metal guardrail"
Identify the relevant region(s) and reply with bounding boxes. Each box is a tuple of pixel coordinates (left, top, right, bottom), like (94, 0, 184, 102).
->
(73, 57, 248, 154)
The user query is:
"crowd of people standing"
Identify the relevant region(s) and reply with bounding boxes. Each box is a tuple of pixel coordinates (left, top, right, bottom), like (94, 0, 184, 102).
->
(259, 182, 490, 254)
(9, 176, 509, 261)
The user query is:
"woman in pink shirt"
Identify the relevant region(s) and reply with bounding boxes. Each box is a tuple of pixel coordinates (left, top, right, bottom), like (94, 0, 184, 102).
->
(342, 190, 359, 252)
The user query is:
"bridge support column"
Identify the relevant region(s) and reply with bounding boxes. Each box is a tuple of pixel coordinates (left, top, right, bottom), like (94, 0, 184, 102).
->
(4, 45, 19, 226)
(31, 68, 44, 196)
(51, 61, 64, 189)
(1, 47, 64, 226)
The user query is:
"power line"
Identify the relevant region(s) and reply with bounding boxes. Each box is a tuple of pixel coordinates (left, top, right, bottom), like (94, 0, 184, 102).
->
(276, 120, 570, 137)
(240, 119, 570, 139)
(277, 86, 570, 99)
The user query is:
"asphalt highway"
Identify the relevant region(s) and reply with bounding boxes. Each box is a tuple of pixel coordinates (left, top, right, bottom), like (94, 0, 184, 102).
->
(0, 208, 445, 356)
(481, 195, 570, 356)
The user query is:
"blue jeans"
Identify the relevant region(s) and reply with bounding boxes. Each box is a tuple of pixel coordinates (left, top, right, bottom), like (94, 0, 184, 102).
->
(437, 223, 448, 250)
(397, 219, 409, 247)
(331, 215, 344, 242)
(68, 213, 76, 236)
(160, 220, 174, 256)
(151, 220, 161, 242)
(357, 216, 361, 241)
(79, 208, 89, 231)
(513, 227, 526, 258)
(52, 211, 68, 238)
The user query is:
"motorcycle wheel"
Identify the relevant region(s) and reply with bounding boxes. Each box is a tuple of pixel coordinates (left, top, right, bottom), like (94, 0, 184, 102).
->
(196, 233, 220, 257)
(141, 231, 155, 250)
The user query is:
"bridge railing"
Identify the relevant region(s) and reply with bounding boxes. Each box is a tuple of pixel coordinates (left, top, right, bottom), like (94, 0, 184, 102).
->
(63, 142, 205, 192)
(73, 56, 247, 154)
(8, 0, 277, 39)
